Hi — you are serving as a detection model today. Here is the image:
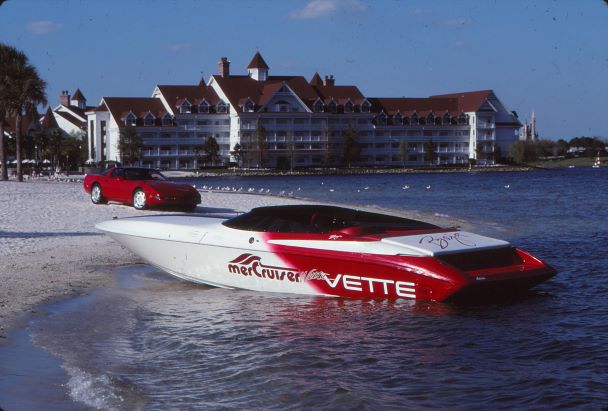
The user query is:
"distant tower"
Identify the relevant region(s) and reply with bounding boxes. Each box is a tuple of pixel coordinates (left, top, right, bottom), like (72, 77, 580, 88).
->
(520, 111, 538, 141)
(247, 52, 269, 81)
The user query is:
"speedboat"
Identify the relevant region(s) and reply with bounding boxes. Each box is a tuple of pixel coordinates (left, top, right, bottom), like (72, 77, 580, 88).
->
(96, 205, 556, 302)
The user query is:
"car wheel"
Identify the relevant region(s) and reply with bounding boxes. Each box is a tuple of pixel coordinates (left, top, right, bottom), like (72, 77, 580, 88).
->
(91, 184, 106, 204)
(132, 189, 147, 210)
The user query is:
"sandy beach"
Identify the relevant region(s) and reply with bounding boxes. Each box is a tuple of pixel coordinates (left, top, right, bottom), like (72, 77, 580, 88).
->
(0, 180, 308, 337)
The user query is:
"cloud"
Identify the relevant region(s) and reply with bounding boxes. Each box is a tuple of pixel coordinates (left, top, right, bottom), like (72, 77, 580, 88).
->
(289, 0, 366, 19)
(26, 20, 63, 34)
(168, 43, 192, 52)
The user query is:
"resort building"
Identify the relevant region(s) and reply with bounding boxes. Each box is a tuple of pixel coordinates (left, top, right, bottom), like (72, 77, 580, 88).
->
(86, 52, 522, 168)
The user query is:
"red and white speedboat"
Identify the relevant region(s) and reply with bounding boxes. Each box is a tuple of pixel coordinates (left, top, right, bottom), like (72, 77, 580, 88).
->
(96, 205, 556, 302)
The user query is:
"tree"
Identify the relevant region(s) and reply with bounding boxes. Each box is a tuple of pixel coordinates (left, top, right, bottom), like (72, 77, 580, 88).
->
(231, 143, 242, 167)
(203, 136, 220, 166)
(0, 43, 47, 181)
(255, 123, 268, 168)
(424, 138, 437, 165)
(117, 125, 142, 165)
(342, 124, 360, 168)
(509, 140, 538, 164)
(398, 139, 407, 167)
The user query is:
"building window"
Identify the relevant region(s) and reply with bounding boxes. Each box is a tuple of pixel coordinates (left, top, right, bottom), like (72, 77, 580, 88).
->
(198, 101, 209, 113)
(427, 113, 435, 124)
(361, 101, 371, 113)
(275, 100, 290, 112)
(124, 113, 136, 126)
(344, 101, 353, 113)
(179, 101, 191, 114)
(411, 113, 419, 124)
(376, 113, 387, 125)
(327, 100, 337, 113)
(443, 113, 451, 125)
(393, 113, 402, 125)
(244, 100, 255, 112)
(162, 114, 173, 126)
(144, 113, 155, 126)
(313, 100, 323, 112)
(216, 102, 228, 113)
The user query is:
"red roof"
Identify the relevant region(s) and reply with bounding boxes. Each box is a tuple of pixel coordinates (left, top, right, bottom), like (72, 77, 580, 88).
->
(213, 73, 367, 112)
(312, 84, 366, 105)
(102, 97, 168, 123)
(41, 107, 59, 129)
(369, 97, 461, 116)
(247, 52, 269, 70)
(430, 90, 493, 112)
(72, 88, 86, 101)
(309, 72, 323, 87)
(156, 84, 220, 109)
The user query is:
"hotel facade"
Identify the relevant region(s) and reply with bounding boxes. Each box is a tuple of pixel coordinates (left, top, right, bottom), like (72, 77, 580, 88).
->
(86, 52, 522, 169)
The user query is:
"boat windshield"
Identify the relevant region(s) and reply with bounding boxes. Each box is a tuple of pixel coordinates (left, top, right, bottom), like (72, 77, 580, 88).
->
(223, 205, 438, 234)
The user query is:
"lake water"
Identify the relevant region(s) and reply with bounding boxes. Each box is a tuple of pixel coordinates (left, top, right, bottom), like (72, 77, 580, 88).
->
(2, 167, 608, 410)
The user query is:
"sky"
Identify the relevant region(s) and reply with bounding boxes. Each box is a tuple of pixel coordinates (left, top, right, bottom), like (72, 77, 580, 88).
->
(1, 0, 607, 140)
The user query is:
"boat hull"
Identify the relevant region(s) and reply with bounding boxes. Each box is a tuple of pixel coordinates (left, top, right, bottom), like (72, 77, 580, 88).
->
(102, 223, 556, 302)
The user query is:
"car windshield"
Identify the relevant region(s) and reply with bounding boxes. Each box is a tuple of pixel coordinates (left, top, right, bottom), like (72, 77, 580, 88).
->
(123, 168, 167, 181)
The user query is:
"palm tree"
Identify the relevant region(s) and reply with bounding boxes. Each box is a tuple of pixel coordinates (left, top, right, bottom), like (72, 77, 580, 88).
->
(12, 65, 47, 181)
(0, 44, 28, 180)
(0, 44, 47, 181)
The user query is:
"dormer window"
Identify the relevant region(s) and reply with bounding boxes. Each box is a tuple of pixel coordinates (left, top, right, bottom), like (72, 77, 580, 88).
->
(124, 112, 137, 126)
(361, 100, 371, 113)
(313, 100, 324, 113)
(443, 113, 451, 125)
(216, 101, 228, 113)
(344, 101, 353, 113)
(179, 100, 191, 114)
(427, 112, 435, 124)
(327, 100, 337, 113)
(411, 113, 419, 124)
(458, 113, 468, 125)
(393, 113, 403, 125)
(162, 113, 173, 126)
(244, 99, 255, 112)
(275, 100, 290, 112)
(403, 116, 410, 125)
(198, 101, 209, 113)
(144, 113, 155, 126)
(377, 112, 387, 125)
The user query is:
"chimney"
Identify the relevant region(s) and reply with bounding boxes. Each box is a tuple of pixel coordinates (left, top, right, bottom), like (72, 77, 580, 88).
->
(218, 57, 230, 78)
(60, 90, 70, 106)
(324, 75, 335, 87)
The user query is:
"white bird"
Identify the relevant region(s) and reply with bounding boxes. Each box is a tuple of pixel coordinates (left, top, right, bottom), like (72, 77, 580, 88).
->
(329, 188, 335, 192)
(265, 189, 270, 193)
(504, 184, 510, 189)
(402, 185, 410, 190)
(426, 185, 431, 190)
(297, 187, 301, 191)
(364, 186, 370, 190)
(248, 187, 255, 192)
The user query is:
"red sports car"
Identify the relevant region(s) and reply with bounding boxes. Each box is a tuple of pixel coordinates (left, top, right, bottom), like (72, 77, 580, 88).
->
(83, 167, 201, 210)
